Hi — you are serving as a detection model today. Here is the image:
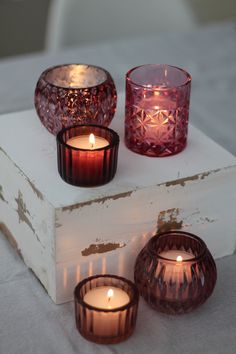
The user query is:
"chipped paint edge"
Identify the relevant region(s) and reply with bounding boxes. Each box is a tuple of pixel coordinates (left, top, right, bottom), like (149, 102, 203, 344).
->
(81, 242, 126, 256)
(61, 190, 134, 212)
(59, 165, 236, 213)
(0, 222, 19, 252)
(0, 185, 7, 203)
(0, 146, 57, 302)
(165, 167, 226, 187)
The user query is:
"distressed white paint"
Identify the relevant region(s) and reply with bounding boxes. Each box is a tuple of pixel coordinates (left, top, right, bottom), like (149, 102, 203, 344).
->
(0, 100, 236, 303)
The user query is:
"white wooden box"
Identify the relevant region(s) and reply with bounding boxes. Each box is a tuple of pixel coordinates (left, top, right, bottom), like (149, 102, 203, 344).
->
(0, 97, 236, 304)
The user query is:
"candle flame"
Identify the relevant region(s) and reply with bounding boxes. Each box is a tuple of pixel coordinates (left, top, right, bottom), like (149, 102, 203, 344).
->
(176, 255, 183, 262)
(89, 133, 95, 148)
(107, 288, 114, 302)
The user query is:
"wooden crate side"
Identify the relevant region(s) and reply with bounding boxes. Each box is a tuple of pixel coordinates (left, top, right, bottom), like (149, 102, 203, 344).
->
(0, 147, 57, 301)
(54, 166, 236, 303)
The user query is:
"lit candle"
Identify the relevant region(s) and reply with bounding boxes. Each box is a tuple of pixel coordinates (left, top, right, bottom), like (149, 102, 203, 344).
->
(57, 125, 119, 187)
(125, 64, 191, 156)
(158, 250, 194, 300)
(141, 90, 176, 110)
(67, 133, 109, 150)
(159, 250, 193, 261)
(134, 231, 217, 314)
(84, 286, 130, 309)
(74, 275, 139, 344)
(83, 286, 130, 337)
(66, 133, 110, 186)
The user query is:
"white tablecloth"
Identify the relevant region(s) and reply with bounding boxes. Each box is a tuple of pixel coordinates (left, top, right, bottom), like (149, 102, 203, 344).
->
(1, 21, 236, 354)
(1, 231, 236, 354)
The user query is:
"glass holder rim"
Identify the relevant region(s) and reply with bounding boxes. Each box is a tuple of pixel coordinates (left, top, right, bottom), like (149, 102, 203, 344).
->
(57, 124, 120, 152)
(126, 63, 192, 90)
(74, 274, 139, 313)
(148, 230, 208, 262)
(40, 63, 111, 90)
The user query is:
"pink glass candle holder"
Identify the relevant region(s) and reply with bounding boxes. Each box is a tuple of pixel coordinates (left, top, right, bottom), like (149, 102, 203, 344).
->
(57, 124, 119, 187)
(134, 231, 217, 314)
(35, 64, 117, 135)
(125, 64, 191, 157)
(74, 275, 139, 344)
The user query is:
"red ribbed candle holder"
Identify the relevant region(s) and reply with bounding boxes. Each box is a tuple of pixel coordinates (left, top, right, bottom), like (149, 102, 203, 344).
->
(57, 125, 119, 187)
(125, 64, 191, 157)
(74, 275, 139, 344)
(35, 64, 117, 135)
(134, 231, 217, 314)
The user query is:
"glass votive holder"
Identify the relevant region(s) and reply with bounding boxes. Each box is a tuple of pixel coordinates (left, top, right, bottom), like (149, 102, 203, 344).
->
(134, 231, 217, 314)
(74, 274, 139, 344)
(125, 64, 191, 157)
(57, 124, 119, 187)
(35, 64, 117, 135)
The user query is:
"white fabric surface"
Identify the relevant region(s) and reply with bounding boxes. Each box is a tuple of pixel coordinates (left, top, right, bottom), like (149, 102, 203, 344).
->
(1, 21, 236, 354)
(1, 231, 236, 354)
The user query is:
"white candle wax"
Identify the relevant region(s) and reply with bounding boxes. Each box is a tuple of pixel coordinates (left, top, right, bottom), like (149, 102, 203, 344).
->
(67, 134, 109, 150)
(83, 286, 130, 337)
(158, 250, 194, 300)
(84, 286, 130, 309)
(159, 250, 193, 261)
(141, 91, 176, 110)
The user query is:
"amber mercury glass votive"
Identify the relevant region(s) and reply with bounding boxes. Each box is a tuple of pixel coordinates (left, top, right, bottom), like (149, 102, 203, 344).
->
(125, 64, 191, 156)
(57, 124, 119, 187)
(35, 64, 117, 135)
(134, 231, 217, 314)
(74, 275, 139, 344)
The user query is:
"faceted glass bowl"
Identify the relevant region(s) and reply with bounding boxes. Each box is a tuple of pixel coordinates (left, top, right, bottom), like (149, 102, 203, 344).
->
(74, 275, 139, 344)
(35, 64, 117, 135)
(134, 231, 217, 314)
(125, 64, 191, 157)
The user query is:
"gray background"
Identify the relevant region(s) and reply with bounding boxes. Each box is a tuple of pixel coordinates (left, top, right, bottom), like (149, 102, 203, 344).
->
(0, 0, 236, 58)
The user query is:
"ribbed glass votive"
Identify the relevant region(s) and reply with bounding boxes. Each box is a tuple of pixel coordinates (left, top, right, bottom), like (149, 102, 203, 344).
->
(134, 231, 217, 314)
(125, 64, 191, 156)
(74, 275, 139, 344)
(57, 124, 119, 187)
(35, 64, 117, 135)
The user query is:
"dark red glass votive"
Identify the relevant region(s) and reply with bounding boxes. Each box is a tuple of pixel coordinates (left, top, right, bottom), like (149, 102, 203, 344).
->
(57, 124, 119, 187)
(35, 64, 117, 135)
(125, 64, 191, 157)
(74, 275, 139, 344)
(134, 231, 217, 314)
